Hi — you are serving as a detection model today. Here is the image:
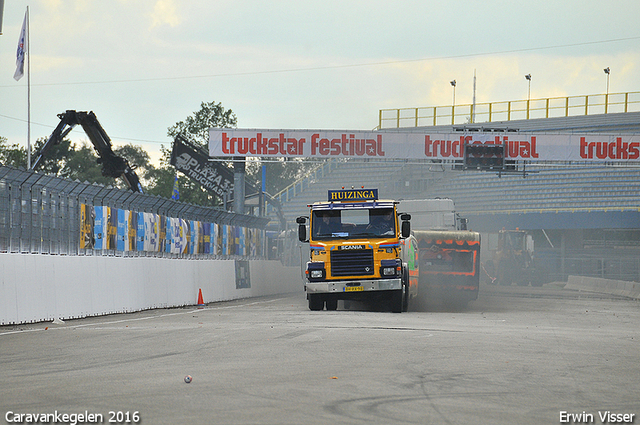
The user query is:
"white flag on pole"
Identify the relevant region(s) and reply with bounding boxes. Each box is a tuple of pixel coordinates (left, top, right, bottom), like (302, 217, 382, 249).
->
(14, 10, 27, 81)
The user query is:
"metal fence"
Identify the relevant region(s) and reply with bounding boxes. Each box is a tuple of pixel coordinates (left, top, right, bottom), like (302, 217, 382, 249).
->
(536, 251, 640, 283)
(0, 165, 269, 257)
(379, 91, 640, 129)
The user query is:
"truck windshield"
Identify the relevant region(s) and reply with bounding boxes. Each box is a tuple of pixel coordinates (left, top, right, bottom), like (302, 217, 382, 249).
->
(505, 232, 526, 250)
(311, 208, 396, 240)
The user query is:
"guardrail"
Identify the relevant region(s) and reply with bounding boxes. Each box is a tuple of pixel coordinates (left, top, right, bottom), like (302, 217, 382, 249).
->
(462, 205, 640, 216)
(379, 91, 640, 129)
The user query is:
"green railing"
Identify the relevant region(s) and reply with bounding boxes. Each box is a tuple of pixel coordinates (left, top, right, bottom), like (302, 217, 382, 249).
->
(378, 91, 640, 129)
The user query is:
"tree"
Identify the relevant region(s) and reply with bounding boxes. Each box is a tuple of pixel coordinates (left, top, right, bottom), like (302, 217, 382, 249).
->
(28, 136, 151, 190)
(0, 136, 27, 168)
(167, 101, 237, 147)
(145, 145, 215, 206)
(162, 101, 315, 204)
(4, 101, 316, 206)
(114, 144, 151, 175)
(113, 143, 153, 188)
(247, 158, 316, 195)
(145, 101, 239, 206)
(61, 142, 113, 186)
(31, 136, 74, 175)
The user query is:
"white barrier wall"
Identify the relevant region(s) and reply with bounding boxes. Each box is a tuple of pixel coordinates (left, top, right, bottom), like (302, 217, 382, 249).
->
(0, 254, 303, 325)
(565, 275, 640, 300)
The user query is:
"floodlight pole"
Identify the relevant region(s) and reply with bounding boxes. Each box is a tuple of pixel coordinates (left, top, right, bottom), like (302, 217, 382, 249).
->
(0, 0, 5, 35)
(525, 74, 532, 119)
(604, 67, 610, 114)
(450, 80, 456, 125)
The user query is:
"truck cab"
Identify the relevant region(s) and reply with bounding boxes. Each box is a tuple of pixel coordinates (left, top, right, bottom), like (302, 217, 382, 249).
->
(297, 188, 417, 312)
(488, 228, 541, 286)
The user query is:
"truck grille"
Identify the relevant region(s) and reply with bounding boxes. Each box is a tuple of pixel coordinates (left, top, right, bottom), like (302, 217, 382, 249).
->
(330, 249, 374, 277)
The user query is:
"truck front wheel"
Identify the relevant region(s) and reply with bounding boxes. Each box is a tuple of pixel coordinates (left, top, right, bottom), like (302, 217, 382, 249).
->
(497, 264, 512, 286)
(391, 289, 404, 313)
(325, 298, 338, 311)
(308, 294, 324, 311)
(402, 266, 410, 312)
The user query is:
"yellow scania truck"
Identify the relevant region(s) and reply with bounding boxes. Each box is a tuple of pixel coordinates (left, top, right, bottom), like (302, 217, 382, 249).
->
(297, 188, 418, 313)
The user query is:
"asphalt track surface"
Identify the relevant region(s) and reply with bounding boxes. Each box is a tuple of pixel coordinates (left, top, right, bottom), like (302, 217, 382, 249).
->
(1, 284, 639, 425)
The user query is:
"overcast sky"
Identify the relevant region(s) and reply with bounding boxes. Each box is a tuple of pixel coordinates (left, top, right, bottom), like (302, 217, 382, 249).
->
(1, 0, 639, 165)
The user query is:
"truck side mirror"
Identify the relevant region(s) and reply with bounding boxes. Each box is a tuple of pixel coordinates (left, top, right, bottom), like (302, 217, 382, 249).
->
(401, 221, 410, 238)
(399, 213, 411, 238)
(296, 217, 308, 242)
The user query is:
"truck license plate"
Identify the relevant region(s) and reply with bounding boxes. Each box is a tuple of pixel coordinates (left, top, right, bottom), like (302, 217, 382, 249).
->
(345, 286, 363, 292)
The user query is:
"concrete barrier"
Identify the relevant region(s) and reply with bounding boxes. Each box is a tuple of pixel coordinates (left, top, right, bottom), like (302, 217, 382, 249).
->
(564, 275, 640, 300)
(0, 254, 303, 325)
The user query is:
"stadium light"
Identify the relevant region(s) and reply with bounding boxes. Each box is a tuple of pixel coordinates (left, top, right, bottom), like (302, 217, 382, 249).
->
(525, 74, 532, 119)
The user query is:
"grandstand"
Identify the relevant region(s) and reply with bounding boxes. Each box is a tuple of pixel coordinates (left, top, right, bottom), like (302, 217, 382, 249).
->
(380, 111, 640, 220)
(268, 109, 640, 282)
(395, 165, 640, 212)
(274, 159, 640, 223)
(273, 112, 640, 223)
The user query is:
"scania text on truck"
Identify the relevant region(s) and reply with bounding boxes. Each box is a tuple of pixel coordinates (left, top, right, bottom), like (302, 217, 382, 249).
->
(297, 188, 417, 313)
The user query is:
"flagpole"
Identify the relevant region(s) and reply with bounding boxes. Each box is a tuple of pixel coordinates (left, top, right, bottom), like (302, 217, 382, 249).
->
(26, 5, 31, 169)
(0, 0, 5, 35)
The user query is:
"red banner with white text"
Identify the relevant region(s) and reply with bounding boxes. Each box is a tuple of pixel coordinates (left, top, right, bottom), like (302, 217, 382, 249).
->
(209, 129, 640, 162)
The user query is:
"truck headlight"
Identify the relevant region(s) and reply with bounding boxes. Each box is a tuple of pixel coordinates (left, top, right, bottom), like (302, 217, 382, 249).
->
(310, 270, 324, 278)
(306, 262, 325, 281)
(382, 267, 396, 276)
(380, 259, 401, 277)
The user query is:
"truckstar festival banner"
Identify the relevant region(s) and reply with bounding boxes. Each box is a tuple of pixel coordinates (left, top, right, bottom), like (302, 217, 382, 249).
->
(209, 129, 640, 163)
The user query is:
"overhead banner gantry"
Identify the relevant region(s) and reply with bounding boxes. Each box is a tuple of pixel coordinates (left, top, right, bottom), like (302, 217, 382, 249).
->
(209, 128, 640, 164)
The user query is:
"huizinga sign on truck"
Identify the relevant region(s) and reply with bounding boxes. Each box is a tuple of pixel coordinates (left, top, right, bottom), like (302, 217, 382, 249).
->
(297, 188, 418, 313)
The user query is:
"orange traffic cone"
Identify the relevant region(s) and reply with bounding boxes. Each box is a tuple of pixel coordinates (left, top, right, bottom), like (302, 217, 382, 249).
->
(197, 288, 205, 307)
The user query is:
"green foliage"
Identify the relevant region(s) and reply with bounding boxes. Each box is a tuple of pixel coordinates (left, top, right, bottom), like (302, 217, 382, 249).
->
(0, 135, 157, 191)
(2, 100, 317, 206)
(114, 144, 151, 174)
(144, 144, 189, 200)
(167, 101, 237, 147)
(144, 165, 177, 198)
(0, 136, 27, 168)
(252, 158, 316, 195)
(31, 136, 74, 175)
(61, 142, 114, 186)
(164, 100, 315, 202)
(150, 101, 239, 207)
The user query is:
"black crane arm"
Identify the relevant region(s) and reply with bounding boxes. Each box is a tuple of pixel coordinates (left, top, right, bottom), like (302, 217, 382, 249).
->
(31, 110, 143, 193)
(30, 111, 78, 171)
